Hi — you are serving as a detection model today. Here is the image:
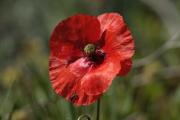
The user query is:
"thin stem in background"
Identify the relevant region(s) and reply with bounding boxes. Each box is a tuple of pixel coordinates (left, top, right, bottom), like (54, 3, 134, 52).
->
(96, 98, 101, 120)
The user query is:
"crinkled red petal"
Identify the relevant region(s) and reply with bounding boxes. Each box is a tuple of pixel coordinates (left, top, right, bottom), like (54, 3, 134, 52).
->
(49, 56, 101, 105)
(98, 13, 135, 75)
(102, 30, 134, 60)
(98, 13, 135, 60)
(98, 12, 124, 34)
(50, 28, 83, 64)
(81, 53, 121, 95)
(51, 14, 101, 49)
(118, 59, 132, 76)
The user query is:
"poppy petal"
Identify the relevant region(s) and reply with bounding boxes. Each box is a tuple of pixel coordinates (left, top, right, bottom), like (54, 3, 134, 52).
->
(49, 56, 101, 105)
(50, 29, 83, 64)
(81, 54, 121, 95)
(118, 59, 132, 76)
(98, 12, 124, 34)
(52, 14, 101, 48)
(50, 14, 101, 65)
(98, 13, 135, 60)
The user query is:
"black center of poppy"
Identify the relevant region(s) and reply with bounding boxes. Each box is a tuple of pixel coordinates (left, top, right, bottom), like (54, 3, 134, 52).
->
(84, 44, 105, 65)
(84, 44, 96, 55)
(89, 49, 105, 65)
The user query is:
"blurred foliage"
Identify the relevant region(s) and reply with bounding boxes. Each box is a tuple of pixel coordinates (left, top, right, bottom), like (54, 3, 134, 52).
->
(0, 0, 180, 120)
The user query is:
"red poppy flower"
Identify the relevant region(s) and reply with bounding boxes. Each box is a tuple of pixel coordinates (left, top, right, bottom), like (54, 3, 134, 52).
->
(49, 13, 135, 106)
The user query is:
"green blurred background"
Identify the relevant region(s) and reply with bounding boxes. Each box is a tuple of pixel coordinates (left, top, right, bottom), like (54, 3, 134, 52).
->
(0, 0, 180, 120)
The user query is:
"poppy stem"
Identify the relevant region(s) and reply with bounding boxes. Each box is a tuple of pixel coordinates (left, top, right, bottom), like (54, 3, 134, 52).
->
(77, 98, 101, 120)
(96, 98, 101, 120)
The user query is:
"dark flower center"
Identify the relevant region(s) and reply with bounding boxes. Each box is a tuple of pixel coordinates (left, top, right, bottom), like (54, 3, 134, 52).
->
(84, 44, 105, 65)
